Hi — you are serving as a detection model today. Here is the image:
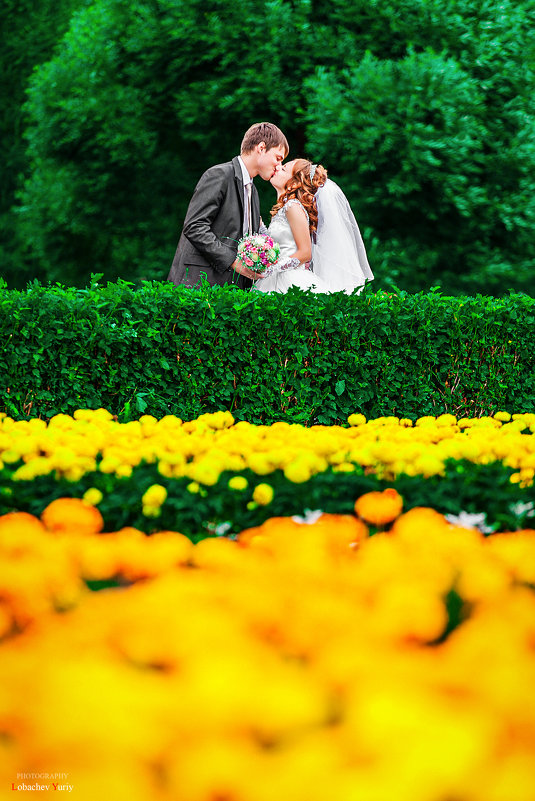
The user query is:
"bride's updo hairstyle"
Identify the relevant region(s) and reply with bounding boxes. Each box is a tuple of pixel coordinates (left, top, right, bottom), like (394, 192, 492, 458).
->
(271, 159, 328, 235)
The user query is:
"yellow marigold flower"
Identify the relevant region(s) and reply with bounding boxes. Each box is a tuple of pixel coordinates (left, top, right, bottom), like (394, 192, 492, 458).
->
(332, 462, 355, 473)
(415, 416, 436, 426)
(188, 462, 221, 486)
(354, 488, 403, 526)
(284, 460, 311, 483)
(12, 457, 53, 481)
(412, 454, 445, 478)
(48, 412, 75, 427)
(436, 414, 458, 427)
(157, 461, 174, 478)
(141, 484, 167, 507)
(139, 414, 158, 426)
(248, 453, 275, 475)
(63, 466, 87, 483)
(228, 476, 248, 491)
(73, 409, 91, 420)
(93, 408, 114, 421)
(115, 464, 133, 479)
(99, 456, 121, 473)
(1, 450, 20, 464)
(41, 497, 104, 535)
(494, 411, 511, 422)
(83, 488, 103, 506)
(457, 418, 472, 428)
(187, 481, 200, 494)
(200, 410, 234, 429)
(142, 504, 161, 518)
(252, 483, 274, 506)
(348, 413, 366, 427)
(50, 446, 78, 471)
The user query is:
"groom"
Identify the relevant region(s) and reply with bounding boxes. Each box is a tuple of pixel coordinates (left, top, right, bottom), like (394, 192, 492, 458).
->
(168, 122, 288, 288)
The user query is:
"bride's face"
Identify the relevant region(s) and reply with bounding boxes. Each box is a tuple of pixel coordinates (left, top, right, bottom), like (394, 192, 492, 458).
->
(270, 160, 295, 193)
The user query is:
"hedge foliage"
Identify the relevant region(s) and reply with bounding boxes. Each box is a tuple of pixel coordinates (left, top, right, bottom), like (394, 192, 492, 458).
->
(1, 281, 534, 423)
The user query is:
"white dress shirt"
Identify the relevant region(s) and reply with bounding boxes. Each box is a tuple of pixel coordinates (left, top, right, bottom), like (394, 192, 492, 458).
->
(237, 155, 253, 236)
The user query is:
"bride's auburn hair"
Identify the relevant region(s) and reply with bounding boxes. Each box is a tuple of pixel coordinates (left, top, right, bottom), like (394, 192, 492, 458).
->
(270, 159, 328, 234)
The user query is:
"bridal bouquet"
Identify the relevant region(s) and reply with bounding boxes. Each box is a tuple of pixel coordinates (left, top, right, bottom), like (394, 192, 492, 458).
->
(235, 234, 280, 275)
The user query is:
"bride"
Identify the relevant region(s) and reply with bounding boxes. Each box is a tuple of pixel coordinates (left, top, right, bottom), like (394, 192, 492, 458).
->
(255, 159, 373, 294)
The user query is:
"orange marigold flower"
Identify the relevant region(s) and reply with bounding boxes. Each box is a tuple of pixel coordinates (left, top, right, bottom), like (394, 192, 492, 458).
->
(308, 513, 369, 549)
(238, 513, 368, 556)
(237, 516, 292, 546)
(0, 511, 46, 538)
(354, 488, 403, 526)
(390, 507, 450, 539)
(41, 497, 104, 535)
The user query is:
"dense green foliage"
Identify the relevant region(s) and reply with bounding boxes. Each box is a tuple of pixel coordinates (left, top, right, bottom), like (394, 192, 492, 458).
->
(2, 0, 535, 295)
(1, 458, 533, 541)
(1, 281, 533, 422)
(305, 0, 535, 296)
(0, 0, 87, 279)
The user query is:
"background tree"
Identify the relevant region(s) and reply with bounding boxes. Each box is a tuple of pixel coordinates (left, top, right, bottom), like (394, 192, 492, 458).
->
(6, 0, 535, 295)
(0, 0, 87, 282)
(304, 0, 535, 295)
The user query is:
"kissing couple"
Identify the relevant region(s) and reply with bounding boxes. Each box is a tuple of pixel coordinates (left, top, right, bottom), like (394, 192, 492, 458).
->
(167, 122, 373, 294)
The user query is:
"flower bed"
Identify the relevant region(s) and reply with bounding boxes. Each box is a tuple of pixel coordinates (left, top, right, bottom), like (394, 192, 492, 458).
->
(1, 495, 534, 799)
(1, 410, 534, 537)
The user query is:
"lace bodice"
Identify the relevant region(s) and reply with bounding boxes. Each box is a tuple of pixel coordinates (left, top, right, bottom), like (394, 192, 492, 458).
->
(256, 199, 328, 293)
(267, 199, 308, 260)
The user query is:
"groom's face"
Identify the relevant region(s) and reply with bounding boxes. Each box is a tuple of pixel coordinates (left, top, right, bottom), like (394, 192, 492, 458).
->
(256, 143, 286, 181)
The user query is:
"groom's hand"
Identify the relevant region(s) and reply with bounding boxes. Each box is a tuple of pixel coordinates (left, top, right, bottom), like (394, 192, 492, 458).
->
(231, 260, 258, 280)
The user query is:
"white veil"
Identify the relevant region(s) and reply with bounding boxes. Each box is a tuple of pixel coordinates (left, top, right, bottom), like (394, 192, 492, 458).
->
(311, 177, 373, 293)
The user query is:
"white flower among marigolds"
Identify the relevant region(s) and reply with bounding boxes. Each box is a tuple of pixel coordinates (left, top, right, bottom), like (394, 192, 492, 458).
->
(445, 511, 496, 534)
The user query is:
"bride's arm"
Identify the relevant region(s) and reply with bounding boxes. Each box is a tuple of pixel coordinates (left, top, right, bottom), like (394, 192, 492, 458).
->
(285, 204, 312, 264)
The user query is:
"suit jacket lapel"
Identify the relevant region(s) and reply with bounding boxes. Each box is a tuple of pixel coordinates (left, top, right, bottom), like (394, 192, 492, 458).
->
(232, 157, 244, 220)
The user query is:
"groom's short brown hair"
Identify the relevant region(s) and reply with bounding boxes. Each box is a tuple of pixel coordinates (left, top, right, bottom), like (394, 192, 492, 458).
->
(241, 122, 289, 156)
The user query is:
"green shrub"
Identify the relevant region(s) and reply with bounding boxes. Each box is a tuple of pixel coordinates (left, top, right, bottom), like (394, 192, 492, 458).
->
(1, 281, 533, 423)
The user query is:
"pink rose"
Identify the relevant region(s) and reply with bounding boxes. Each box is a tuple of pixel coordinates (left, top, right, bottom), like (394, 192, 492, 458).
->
(244, 258, 254, 266)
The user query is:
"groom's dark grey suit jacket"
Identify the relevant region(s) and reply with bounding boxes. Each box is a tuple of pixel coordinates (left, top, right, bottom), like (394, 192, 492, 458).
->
(168, 156, 260, 288)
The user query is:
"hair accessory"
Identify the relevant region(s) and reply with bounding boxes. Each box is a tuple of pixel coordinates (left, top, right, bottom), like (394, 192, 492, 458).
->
(309, 164, 317, 180)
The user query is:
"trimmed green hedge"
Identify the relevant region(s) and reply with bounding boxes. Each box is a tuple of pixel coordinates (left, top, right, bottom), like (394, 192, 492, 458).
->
(1, 280, 534, 423)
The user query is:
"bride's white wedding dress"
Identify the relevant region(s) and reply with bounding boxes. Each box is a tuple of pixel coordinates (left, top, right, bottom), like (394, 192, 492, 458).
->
(255, 199, 328, 294)
(255, 180, 374, 295)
